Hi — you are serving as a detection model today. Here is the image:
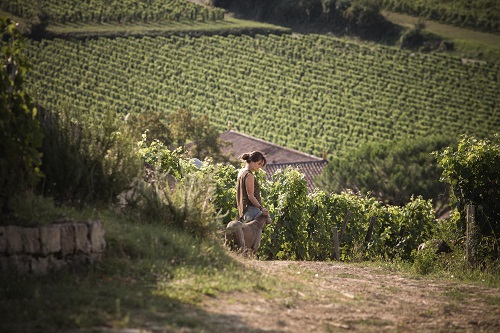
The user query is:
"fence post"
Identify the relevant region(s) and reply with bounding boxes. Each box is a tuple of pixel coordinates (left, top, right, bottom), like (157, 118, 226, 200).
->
(332, 226, 340, 261)
(339, 210, 351, 243)
(466, 205, 477, 266)
(365, 216, 377, 243)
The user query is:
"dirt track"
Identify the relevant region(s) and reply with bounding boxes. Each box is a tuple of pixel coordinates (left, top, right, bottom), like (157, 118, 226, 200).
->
(200, 258, 500, 333)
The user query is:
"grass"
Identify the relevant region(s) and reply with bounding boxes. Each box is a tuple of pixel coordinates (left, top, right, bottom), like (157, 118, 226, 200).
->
(2, 192, 89, 227)
(381, 10, 500, 62)
(1, 196, 499, 332)
(0, 207, 281, 333)
(0, 9, 290, 39)
(48, 17, 289, 34)
(359, 257, 500, 289)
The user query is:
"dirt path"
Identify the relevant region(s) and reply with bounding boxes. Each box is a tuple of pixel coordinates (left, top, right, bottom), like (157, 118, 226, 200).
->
(186, 0, 210, 6)
(199, 258, 500, 332)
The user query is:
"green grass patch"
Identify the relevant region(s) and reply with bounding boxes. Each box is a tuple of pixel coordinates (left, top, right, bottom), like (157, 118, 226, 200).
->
(1, 192, 90, 227)
(382, 10, 500, 62)
(46, 17, 290, 38)
(360, 258, 500, 289)
(0, 209, 279, 333)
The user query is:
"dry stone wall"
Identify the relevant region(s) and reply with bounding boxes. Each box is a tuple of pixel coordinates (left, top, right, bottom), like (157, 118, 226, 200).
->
(0, 220, 105, 275)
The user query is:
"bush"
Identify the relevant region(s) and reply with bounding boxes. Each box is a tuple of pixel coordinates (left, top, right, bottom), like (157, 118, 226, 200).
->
(38, 107, 142, 205)
(0, 18, 43, 218)
(132, 138, 225, 237)
(412, 247, 437, 275)
(434, 134, 500, 241)
(2, 192, 85, 227)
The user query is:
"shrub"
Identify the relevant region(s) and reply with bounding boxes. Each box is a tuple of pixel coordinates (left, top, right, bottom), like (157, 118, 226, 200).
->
(434, 134, 500, 243)
(412, 247, 437, 275)
(0, 18, 43, 218)
(38, 107, 142, 205)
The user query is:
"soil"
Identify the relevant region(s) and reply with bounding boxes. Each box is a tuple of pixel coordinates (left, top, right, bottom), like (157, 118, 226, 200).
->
(197, 257, 500, 333)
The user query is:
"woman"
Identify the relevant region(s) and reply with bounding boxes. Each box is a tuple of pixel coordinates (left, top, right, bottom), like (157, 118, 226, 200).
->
(236, 151, 269, 222)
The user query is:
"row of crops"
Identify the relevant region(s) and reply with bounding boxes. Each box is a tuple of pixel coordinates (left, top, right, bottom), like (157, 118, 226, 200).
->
(381, 0, 500, 33)
(0, 0, 225, 24)
(25, 33, 500, 158)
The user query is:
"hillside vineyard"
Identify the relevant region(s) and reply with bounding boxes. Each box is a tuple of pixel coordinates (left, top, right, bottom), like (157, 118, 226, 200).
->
(0, 0, 225, 24)
(26, 34, 500, 158)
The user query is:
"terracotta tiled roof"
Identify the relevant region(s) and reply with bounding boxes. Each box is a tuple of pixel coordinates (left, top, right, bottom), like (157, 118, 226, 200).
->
(219, 130, 327, 192)
(220, 130, 325, 163)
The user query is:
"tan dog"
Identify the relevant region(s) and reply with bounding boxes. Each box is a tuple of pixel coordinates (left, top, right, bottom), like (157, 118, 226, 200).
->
(224, 213, 272, 255)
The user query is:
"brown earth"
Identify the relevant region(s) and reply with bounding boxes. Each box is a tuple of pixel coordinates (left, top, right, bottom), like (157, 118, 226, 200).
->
(196, 257, 500, 333)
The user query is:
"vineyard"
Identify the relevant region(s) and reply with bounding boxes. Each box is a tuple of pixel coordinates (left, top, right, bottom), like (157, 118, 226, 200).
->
(26, 33, 500, 158)
(0, 0, 225, 24)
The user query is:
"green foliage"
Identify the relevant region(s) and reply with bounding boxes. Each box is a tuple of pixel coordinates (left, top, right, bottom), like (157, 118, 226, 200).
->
(304, 190, 338, 260)
(200, 162, 238, 224)
(127, 110, 172, 147)
(316, 135, 454, 212)
(434, 134, 500, 239)
(168, 109, 227, 162)
(138, 134, 185, 179)
(399, 20, 425, 49)
(25, 35, 499, 161)
(0, 17, 43, 216)
(381, 0, 500, 33)
(2, 191, 86, 227)
(0, 0, 226, 25)
(163, 171, 223, 238)
(343, 0, 390, 38)
(390, 196, 435, 259)
(133, 137, 226, 237)
(412, 247, 437, 275)
(38, 106, 142, 205)
(132, 109, 228, 164)
(258, 166, 436, 261)
(261, 167, 310, 260)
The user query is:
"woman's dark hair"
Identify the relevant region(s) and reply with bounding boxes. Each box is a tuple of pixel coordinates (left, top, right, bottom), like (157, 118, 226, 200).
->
(239, 151, 267, 166)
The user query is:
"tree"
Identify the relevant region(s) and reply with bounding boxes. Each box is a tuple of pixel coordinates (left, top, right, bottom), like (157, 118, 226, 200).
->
(127, 109, 229, 163)
(168, 109, 229, 163)
(400, 19, 426, 49)
(0, 17, 43, 216)
(433, 134, 500, 239)
(342, 0, 388, 37)
(168, 108, 195, 148)
(126, 110, 172, 146)
(315, 135, 454, 215)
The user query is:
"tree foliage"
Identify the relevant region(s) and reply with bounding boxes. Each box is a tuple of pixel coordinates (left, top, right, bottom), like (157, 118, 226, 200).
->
(213, 0, 396, 38)
(434, 134, 500, 239)
(342, 0, 390, 38)
(315, 135, 454, 214)
(128, 109, 229, 163)
(0, 17, 43, 216)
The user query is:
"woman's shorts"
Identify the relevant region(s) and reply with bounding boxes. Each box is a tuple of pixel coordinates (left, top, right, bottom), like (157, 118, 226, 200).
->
(242, 206, 261, 222)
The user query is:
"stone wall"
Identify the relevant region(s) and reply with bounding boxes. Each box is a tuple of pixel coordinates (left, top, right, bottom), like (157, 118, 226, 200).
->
(0, 220, 105, 275)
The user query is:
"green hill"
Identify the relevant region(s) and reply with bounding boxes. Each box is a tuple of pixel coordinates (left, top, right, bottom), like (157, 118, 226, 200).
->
(26, 33, 499, 159)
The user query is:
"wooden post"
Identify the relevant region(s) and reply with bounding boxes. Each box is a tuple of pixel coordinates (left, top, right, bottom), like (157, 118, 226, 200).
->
(364, 216, 377, 243)
(332, 226, 340, 261)
(466, 205, 477, 266)
(339, 210, 351, 243)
